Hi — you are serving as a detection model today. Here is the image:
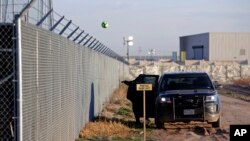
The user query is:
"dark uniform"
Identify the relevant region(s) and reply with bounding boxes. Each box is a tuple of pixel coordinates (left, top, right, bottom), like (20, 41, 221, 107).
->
(122, 74, 159, 124)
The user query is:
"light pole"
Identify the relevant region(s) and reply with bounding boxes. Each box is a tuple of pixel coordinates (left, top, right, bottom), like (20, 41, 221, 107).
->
(123, 36, 134, 63)
(148, 49, 156, 62)
(138, 47, 142, 64)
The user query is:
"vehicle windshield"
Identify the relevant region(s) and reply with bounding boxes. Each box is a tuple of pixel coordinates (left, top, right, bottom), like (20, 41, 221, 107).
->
(159, 73, 213, 91)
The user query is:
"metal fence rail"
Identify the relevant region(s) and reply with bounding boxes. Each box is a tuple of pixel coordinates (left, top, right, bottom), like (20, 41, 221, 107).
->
(1, 0, 126, 62)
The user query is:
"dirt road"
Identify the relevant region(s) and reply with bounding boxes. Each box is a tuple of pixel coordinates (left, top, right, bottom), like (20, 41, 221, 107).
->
(149, 94, 250, 141)
(220, 95, 250, 130)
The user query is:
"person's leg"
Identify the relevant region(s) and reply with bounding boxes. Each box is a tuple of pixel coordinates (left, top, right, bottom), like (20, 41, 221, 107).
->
(135, 114, 140, 124)
(132, 103, 140, 124)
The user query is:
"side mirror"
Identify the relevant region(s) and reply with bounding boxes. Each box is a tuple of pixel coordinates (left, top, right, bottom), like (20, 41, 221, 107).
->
(214, 81, 223, 89)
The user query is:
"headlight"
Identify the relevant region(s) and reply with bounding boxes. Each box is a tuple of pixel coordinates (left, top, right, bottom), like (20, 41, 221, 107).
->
(160, 97, 171, 103)
(206, 95, 216, 102)
(206, 103, 217, 113)
(207, 105, 217, 113)
(161, 97, 166, 102)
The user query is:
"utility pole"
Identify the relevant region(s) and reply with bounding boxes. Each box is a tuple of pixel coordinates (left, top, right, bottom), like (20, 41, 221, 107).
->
(138, 47, 142, 64)
(123, 36, 134, 64)
(148, 49, 156, 64)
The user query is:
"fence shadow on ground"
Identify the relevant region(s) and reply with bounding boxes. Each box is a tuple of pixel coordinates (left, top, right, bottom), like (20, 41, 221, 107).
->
(89, 83, 95, 121)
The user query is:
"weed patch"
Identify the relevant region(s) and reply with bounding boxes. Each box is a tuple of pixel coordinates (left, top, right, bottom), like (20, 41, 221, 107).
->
(79, 121, 134, 139)
(116, 107, 132, 116)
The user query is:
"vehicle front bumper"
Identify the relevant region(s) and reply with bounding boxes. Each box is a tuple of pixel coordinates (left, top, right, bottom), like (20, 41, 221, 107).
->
(157, 104, 220, 123)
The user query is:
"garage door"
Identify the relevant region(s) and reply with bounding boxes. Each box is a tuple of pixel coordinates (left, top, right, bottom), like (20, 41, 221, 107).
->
(193, 46, 203, 60)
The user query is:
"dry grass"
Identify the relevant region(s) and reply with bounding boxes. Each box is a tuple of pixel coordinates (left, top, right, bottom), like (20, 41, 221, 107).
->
(101, 83, 133, 119)
(232, 77, 250, 87)
(78, 83, 136, 140)
(110, 84, 128, 104)
(79, 121, 133, 139)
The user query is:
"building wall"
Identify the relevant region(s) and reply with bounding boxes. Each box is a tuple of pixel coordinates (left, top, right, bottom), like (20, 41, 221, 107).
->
(180, 33, 209, 60)
(180, 32, 250, 62)
(209, 32, 250, 62)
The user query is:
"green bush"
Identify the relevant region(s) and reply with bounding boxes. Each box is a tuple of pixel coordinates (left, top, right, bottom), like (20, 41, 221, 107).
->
(116, 107, 132, 116)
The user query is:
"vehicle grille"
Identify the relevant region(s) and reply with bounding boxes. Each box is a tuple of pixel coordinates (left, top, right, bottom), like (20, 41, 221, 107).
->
(173, 95, 204, 120)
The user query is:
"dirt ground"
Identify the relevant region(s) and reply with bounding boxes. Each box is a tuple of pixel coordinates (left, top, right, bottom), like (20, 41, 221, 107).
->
(78, 83, 250, 141)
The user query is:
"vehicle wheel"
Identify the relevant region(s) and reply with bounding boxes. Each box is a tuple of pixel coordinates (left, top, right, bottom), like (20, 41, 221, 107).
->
(155, 114, 164, 129)
(212, 116, 221, 128)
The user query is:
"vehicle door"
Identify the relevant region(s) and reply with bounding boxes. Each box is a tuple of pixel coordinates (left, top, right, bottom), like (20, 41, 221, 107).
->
(135, 75, 159, 117)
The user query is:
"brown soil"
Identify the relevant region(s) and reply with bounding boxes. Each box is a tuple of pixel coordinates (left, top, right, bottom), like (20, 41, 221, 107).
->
(232, 77, 250, 88)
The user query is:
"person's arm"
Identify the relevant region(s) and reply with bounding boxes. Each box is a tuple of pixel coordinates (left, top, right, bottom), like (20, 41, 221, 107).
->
(122, 80, 133, 86)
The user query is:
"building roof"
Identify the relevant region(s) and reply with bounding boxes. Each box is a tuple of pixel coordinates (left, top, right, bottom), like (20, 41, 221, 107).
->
(180, 32, 250, 38)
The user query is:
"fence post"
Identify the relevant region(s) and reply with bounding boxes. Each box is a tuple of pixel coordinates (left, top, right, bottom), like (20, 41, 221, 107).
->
(16, 16, 23, 141)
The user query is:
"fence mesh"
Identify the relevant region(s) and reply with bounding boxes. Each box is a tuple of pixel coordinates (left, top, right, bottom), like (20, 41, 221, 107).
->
(0, 24, 15, 140)
(1, 1, 128, 140)
(18, 21, 128, 141)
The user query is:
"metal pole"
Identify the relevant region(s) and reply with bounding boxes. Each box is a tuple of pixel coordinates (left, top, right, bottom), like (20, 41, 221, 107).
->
(143, 90, 146, 141)
(12, 0, 14, 20)
(0, 0, 2, 22)
(40, 0, 44, 21)
(48, 0, 53, 28)
(127, 44, 129, 64)
(1, 0, 8, 22)
(123, 37, 129, 64)
(19, 0, 37, 18)
(16, 17, 23, 141)
(138, 47, 141, 64)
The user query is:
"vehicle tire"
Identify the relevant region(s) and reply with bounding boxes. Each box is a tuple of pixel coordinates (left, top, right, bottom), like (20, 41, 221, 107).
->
(212, 116, 221, 128)
(155, 114, 164, 129)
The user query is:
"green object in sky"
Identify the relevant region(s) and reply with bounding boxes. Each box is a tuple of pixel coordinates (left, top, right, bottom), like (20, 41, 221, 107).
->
(101, 21, 109, 28)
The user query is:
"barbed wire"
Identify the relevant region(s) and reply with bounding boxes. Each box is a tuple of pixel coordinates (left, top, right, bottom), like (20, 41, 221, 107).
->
(0, 0, 126, 63)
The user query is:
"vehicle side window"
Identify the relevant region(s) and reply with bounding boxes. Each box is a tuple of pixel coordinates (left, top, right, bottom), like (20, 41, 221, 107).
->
(135, 75, 143, 83)
(143, 77, 157, 87)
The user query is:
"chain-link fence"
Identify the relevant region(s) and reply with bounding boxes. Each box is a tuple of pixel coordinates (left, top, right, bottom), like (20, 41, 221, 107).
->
(1, 1, 129, 140)
(0, 24, 15, 140)
(13, 20, 128, 141)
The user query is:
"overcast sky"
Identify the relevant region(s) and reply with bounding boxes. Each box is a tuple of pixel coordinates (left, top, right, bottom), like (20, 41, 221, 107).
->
(53, 0, 250, 56)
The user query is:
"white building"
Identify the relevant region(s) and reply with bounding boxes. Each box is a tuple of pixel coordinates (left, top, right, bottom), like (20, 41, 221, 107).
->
(180, 32, 250, 62)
